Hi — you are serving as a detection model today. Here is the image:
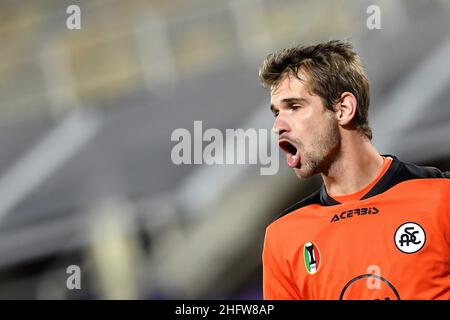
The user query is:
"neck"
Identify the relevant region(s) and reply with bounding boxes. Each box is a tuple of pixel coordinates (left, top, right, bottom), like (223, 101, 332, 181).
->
(321, 134, 384, 196)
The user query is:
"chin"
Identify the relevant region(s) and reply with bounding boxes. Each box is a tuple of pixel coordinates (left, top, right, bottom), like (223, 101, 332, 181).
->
(294, 167, 314, 180)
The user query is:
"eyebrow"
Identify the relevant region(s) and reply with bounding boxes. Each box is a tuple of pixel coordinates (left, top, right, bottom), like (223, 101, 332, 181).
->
(270, 97, 308, 113)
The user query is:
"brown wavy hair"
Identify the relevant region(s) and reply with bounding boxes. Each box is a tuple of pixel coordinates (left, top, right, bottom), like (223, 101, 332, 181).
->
(259, 40, 372, 140)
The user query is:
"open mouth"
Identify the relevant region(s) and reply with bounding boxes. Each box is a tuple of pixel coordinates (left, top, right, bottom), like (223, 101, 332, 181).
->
(279, 140, 300, 168)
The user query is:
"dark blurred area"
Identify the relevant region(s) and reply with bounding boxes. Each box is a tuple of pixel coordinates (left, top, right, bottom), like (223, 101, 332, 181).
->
(0, 0, 449, 299)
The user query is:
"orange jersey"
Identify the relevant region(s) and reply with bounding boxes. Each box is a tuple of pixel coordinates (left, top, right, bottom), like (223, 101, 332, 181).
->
(263, 155, 450, 300)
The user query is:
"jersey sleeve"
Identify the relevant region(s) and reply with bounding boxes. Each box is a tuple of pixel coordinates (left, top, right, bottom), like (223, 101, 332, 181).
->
(262, 226, 302, 300)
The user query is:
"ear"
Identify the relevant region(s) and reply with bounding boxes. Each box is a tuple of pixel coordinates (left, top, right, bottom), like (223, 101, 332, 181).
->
(335, 92, 357, 126)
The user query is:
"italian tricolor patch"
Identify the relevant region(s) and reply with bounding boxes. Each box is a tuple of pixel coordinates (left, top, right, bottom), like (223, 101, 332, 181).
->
(304, 241, 321, 274)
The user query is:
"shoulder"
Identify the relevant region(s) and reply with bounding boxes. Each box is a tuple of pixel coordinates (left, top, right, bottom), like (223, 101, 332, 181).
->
(266, 188, 322, 234)
(265, 189, 321, 251)
(371, 155, 450, 193)
(278, 188, 322, 218)
(359, 155, 449, 200)
(388, 158, 450, 192)
(397, 159, 450, 180)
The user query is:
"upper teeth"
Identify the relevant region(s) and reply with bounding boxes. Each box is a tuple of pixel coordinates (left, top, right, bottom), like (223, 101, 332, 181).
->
(292, 155, 296, 160)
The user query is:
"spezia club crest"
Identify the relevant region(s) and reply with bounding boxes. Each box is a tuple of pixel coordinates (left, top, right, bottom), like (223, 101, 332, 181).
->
(303, 241, 321, 274)
(394, 222, 426, 254)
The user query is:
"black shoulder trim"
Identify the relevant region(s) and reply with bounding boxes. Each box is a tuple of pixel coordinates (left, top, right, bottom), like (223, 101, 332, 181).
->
(361, 155, 449, 200)
(399, 161, 450, 179)
(277, 189, 322, 219)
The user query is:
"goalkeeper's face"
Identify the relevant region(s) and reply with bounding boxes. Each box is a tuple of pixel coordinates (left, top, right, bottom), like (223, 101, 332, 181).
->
(270, 73, 341, 179)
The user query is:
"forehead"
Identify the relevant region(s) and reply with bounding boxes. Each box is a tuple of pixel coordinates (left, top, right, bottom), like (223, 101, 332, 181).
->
(270, 72, 311, 102)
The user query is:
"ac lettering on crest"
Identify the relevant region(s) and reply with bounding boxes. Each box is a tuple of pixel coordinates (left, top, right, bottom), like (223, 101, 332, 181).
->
(394, 222, 426, 254)
(399, 227, 421, 246)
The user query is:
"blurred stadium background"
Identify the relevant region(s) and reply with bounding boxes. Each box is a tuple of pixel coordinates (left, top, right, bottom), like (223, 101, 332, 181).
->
(0, 0, 449, 299)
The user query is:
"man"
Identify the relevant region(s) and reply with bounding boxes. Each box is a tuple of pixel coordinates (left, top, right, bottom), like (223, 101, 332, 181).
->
(259, 40, 450, 300)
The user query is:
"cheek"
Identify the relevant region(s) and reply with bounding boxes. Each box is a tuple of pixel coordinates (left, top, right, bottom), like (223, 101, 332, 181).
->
(304, 120, 328, 149)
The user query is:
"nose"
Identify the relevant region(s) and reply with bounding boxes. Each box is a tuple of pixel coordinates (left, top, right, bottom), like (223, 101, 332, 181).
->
(272, 112, 289, 135)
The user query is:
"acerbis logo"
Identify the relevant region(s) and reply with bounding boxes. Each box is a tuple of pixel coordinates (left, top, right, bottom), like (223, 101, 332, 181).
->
(394, 222, 426, 254)
(303, 241, 321, 275)
(330, 207, 379, 223)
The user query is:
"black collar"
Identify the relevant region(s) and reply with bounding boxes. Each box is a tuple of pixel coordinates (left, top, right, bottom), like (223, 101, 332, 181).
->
(319, 154, 401, 206)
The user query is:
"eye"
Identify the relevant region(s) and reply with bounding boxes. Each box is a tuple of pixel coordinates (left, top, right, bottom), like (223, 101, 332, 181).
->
(291, 104, 301, 110)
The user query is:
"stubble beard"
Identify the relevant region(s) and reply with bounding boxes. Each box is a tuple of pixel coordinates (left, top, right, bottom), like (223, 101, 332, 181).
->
(294, 116, 341, 179)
